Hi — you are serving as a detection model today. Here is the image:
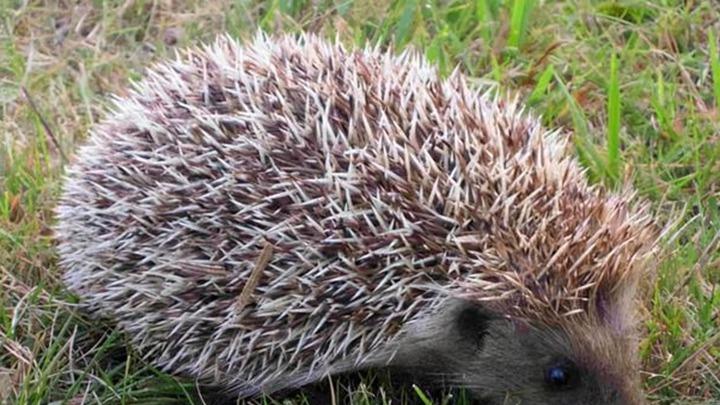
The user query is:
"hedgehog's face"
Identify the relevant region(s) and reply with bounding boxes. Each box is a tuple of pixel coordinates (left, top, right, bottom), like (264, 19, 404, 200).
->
(440, 303, 645, 405)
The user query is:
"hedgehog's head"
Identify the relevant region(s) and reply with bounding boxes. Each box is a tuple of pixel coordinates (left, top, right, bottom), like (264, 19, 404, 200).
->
(433, 301, 645, 405)
(398, 170, 657, 403)
(431, 192, 657, 404)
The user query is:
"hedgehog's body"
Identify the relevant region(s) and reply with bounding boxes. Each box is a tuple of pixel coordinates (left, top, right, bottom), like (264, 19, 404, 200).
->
(56, 33, 656, 404)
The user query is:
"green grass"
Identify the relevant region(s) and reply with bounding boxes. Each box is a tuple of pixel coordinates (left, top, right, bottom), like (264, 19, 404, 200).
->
(0, 0, 718, 404)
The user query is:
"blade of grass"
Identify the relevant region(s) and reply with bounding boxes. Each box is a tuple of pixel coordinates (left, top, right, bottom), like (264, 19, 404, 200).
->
(475, 0, 493, 44)
(607, 52, 621, 184)
(554, 71, 605, 182)
(395, 0, 418, 47)
(412, 384, 433, 405)
(490, 53, 503, 84)
(259, 0, 279, 31)
(21, 87, 68, 164)
(528, 64, 554, 105)
(650, 67, 678, 140)
(709, 30, 720, 108)
(507, 0, 533, 49)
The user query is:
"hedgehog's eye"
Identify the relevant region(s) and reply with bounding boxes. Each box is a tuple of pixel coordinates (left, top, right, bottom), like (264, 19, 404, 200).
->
(544, 361, 577, 390)
(547, 366, 569, 386)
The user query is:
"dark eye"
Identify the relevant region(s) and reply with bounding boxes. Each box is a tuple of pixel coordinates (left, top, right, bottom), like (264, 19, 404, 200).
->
(546, 366, 569, 386)
(544, 361, 578, 390)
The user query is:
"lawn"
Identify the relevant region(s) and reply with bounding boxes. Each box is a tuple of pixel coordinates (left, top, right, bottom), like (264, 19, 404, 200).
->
(0, 0, 718, 404)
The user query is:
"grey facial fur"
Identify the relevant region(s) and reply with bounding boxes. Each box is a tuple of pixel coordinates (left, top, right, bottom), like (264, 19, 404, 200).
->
(377, 299, 637, 405)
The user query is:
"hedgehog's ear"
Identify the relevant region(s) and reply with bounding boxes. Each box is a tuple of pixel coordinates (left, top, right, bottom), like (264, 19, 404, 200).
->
(510, 318, 531, 336)
(454, 303, 492, 347)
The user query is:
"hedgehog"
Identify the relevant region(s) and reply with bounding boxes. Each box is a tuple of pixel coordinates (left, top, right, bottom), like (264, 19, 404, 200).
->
(55, 32, 658, 404)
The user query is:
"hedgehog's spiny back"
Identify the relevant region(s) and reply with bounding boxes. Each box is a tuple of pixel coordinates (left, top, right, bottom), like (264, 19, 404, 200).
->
(56, 33, 656, 394)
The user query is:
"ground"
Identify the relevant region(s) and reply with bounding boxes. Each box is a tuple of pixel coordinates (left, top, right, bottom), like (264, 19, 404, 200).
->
(0, 0, 718, 404)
